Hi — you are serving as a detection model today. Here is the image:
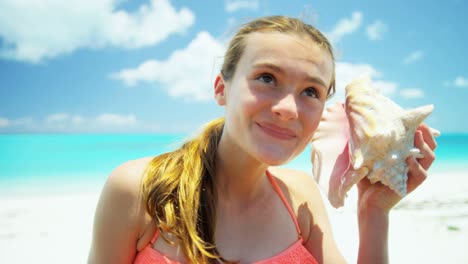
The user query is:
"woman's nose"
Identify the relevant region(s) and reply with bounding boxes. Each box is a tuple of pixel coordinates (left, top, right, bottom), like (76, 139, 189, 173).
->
(271, 93, 299, 120)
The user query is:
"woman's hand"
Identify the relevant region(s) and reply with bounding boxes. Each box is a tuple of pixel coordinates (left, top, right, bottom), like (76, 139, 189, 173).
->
(357, 123, 438, 212)
(355, 124, 437, 263)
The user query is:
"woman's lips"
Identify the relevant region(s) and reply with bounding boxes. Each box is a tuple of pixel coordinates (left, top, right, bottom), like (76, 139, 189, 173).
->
(256, 122, 297, 140)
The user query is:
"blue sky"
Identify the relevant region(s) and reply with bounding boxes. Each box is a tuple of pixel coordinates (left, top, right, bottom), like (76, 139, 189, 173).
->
(0, 0, 467, 134)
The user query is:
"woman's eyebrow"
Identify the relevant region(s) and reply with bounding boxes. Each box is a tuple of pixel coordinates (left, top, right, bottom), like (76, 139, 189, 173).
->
(252, 62, 328, 89)
(305, 76, 328, 90)
(252, 62, 284, 74)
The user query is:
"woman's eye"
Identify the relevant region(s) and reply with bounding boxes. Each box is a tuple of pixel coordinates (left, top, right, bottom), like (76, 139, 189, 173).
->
(257, 74, 275, 84)
(303, 87, 318, 98)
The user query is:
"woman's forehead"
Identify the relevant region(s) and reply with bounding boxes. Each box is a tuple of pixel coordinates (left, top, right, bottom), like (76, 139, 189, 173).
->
(242, 32, 329, 64)
(238, 32, 333, 83)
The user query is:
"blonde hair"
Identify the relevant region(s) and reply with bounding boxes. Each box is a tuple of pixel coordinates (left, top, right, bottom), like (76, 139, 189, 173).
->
(142, 16, 335, 263)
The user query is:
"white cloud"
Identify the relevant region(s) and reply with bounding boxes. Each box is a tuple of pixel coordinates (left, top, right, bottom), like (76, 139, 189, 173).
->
(0, 113, 159, 133)
(225, 0, 259, 13)
(328, 62, 399, 105)
(111, 31, 226, 102)
(96, 113, 137, 126)
(366, 20, 387, 41)
(329, 61, 425, 106)
(373, 80, 397, 96)
(0, 117, 9, 128)
(400, 88, 424, 99)
(326, 12, 363, 43)
(0, 0, 195, 63)
(46, 113, 71, 124)
(332, 62, 380, 102)
(45, 112, 136, 126)
(454, 76, 468, 87)
(403, 50, 424, 65)
(72, 115, 85, 125)
(12, 117, 35, 127)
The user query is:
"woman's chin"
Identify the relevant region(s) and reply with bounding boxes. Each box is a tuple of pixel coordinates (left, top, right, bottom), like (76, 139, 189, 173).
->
(256, 151, 295, 167)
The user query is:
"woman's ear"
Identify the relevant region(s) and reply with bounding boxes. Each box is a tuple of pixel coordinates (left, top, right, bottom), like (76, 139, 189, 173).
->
(214, 74, 226, 106)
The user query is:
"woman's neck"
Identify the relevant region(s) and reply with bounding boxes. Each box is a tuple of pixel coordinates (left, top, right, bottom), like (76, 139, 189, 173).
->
(215, 133, 270, 208)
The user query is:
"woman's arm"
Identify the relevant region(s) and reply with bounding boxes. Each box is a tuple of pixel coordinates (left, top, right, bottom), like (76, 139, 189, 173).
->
(356, 124, 437, 263)
(357, 202, 389, 263)
(88, 158, 152, 264)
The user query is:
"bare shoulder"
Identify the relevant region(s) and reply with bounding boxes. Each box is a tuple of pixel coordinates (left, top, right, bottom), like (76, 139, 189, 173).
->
(268, 166, 345, 262)
(268, 166, 322, 203)
(98, 156, 155, 234)
(88, 156, 154, 264)
(106, 156, 154, 196)
(267, 166, 324, 233)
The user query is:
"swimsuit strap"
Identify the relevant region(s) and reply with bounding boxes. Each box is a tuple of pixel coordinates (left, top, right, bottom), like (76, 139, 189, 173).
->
(149, 227, 160, 245)
(266, 170, 302, 238)
(148, 171, 302, 247)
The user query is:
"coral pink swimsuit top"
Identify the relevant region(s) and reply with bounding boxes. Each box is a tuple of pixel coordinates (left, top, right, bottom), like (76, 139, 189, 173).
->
(134, 171, 318, 264)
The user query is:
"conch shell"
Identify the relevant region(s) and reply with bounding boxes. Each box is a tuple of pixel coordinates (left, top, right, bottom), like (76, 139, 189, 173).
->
(311, 76, 439, 208)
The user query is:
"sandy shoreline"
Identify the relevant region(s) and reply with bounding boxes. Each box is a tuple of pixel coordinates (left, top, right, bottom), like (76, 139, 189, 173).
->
(1, 170, 467, 264)
(329, 168, 468, 263)
(0, 193, 99, 264)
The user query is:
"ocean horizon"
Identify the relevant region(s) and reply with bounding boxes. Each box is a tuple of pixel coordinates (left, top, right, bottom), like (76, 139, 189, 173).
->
(1, 133, 468, 264)
(1, 133, 467, 196)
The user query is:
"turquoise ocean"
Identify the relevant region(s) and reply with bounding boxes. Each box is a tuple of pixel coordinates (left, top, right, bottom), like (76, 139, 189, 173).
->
(1, 133, 467, 196)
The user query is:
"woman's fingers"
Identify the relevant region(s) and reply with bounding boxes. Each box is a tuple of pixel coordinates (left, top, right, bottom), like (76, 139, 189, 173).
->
(406, 156, 428, 193)
(418, 123, 438, 150)
(406, 124, 438, 194)
(414, 129, 436, 171)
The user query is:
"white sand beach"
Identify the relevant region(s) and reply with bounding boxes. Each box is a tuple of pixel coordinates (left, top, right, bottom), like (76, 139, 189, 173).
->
(329, 168, 468, 263)
(0, 169, 467, 264)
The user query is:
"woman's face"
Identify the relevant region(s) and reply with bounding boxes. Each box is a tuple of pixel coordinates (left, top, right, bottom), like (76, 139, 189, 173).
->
(216, 31, 333, 166)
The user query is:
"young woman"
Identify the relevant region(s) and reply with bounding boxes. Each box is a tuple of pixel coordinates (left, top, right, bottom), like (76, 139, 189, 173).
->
(88, 16, 437, 264)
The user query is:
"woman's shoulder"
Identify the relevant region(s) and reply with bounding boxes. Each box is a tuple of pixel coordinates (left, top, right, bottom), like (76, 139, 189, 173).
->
(99, 157, 155, 221)
(267, 167, 344, 262)
(105, 156, 154, 195)
(97, 156, 155, 223)
(267, 167, 323, 215)
(268, 166, 328, 240)
(101, 157, 157, 225)
(268, 166, 322, 202)
(89, 157, 155, 262)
